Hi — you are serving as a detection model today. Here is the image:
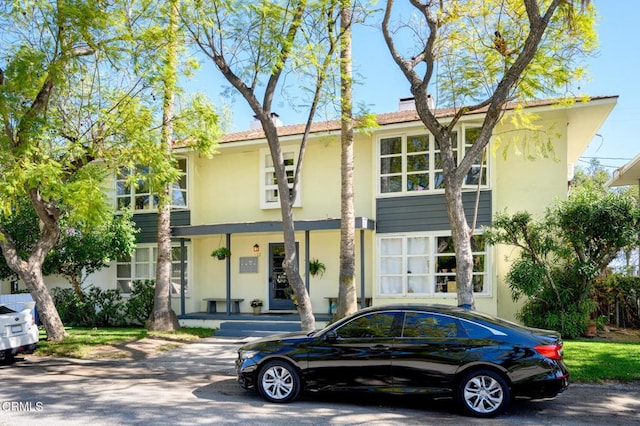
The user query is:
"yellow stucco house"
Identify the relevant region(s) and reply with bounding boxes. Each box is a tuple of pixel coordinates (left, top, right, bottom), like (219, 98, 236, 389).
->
(26, 96, 617, 328)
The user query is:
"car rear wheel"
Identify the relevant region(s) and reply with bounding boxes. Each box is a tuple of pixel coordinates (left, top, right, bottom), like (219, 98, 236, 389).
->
(257, 360, 301, 403)
(457, 369, 510, 417)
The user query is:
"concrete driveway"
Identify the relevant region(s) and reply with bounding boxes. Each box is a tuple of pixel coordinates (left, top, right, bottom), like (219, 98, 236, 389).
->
(1, 337, 639, 425)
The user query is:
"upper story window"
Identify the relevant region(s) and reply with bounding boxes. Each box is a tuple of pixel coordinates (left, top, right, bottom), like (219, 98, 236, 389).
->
(378, 126, 486, 195)
(463, 127, 487, 187)
(260, 148, 301, 209)
(116, 158, 188, 212)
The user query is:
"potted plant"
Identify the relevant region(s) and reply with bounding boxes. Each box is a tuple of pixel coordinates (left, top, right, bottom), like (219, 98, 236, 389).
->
(211, 247, 231, 260)
(250, 299, 263, 315)
(309, 258, 326, 277)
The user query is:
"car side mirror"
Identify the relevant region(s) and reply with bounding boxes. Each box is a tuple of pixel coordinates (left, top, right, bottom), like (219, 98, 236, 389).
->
(324, 330, 338, 342)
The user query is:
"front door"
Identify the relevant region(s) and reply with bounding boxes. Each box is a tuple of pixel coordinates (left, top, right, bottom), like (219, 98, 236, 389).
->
(268, 243, 297, 310)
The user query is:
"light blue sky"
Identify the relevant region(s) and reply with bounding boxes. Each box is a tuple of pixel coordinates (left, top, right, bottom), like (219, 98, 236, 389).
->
(577, 0, 638, 171)
(191, 0, 637, 172)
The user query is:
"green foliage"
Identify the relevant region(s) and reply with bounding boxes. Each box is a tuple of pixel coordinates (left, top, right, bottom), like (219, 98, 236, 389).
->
(309, 258, 326, 277)
(571, 159, 612, 193)
(594, 275, 640, 328)
(85, 287, 126, 327)
(125, 280, 156, 326)
(45, 211, 139, 284)
(514, 268, 597, 338)
(52, 280, 155, 327)
(0, 197, 137, 285)
(485, 187, 640, 338)
(51, 288, 96, 327)
(0, 197, 39, 279)
(387, 0, 597, 109)
(211, 247, 231, 259)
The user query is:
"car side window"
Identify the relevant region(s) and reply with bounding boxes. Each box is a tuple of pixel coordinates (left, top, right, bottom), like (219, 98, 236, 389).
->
(460, 320, 493, 339)
(401, 312, 461, 338)
(336, 312, 401, 339)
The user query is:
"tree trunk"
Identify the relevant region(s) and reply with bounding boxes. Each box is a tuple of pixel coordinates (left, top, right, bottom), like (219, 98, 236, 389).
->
(0, 192, 67, 341)
(148, 200, 180, 331)
(336, 3, 357, 320)
(444, 183, 475, 309)
(147, 0, 179, 332)
(20, 267, 67, 341)
(438, 128, 475, 310)
(0, 246, 67, 341)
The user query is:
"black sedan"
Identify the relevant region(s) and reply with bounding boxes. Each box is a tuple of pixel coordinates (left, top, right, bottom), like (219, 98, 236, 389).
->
(236, 304, 569, 417)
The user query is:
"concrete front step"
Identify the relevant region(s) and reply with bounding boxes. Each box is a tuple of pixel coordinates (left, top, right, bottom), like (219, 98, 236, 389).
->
(215, 320, 303, 337)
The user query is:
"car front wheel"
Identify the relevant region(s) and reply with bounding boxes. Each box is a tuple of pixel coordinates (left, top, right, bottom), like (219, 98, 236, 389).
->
(257, 360, 301, 403)
(457, 369, 510, 417)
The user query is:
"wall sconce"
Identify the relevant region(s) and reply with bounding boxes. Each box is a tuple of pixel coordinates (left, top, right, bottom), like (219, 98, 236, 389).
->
(253, 243, 260, 256)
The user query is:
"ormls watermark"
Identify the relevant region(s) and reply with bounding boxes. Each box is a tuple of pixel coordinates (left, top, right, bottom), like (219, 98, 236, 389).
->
(1, 401, 44, 412)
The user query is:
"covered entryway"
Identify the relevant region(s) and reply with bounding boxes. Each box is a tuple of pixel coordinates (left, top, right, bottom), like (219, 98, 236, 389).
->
(268, 243, 297, 310)
(171, 217, 375, 317)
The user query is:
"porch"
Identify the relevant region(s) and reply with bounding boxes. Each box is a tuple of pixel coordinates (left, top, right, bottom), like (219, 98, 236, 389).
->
(178, 311, 334, 337)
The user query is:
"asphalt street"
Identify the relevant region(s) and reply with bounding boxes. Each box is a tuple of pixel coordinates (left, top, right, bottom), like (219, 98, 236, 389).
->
(1, 337, 639, 425)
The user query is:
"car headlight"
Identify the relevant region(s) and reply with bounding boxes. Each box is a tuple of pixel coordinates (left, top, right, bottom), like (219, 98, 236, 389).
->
(239, 350, 258, 360)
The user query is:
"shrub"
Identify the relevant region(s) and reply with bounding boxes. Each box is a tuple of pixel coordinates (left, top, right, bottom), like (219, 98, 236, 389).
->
(52, 287, 94, 327)
(52, 286, 126, 327)
(594, 274, 640, 328)
(85, 286, 125, 327)
(125, 280, 155, 326)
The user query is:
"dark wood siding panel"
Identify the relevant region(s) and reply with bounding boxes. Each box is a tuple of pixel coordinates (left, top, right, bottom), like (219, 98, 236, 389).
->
(376, 191, 492, 234)
(132, 210, 191, 243)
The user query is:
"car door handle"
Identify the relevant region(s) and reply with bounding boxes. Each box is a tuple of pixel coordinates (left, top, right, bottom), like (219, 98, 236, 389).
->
(370, 344, 391, 352)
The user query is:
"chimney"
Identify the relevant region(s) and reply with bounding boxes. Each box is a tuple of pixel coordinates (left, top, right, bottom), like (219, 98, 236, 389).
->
(398, 95, 434, 111)
(250, 112, 283, 130)
(398, 97, 416, 111)
(427, 94, 434, 110)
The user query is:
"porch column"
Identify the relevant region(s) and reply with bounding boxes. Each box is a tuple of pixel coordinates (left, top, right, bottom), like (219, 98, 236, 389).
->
(180, 239, 186, 316)
(305, 230, 310, 292)
(225, 233, 232, 315)
(360, 229, 366, 309)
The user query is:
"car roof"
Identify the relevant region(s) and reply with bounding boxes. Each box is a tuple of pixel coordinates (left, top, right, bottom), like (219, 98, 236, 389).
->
(351, 303, 518, 328)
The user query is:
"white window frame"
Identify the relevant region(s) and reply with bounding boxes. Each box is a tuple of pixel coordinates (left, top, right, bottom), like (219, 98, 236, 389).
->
(116, 242, 190, 297)
(377, 125, 488, 196)
(115, 157, 189, 213)
(377, 232, 490, 298)
(260, 147, 302, 209)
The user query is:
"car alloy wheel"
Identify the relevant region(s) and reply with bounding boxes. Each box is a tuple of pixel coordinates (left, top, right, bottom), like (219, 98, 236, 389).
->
(458, 369, 510, 417)
(257, 360, 301, 403)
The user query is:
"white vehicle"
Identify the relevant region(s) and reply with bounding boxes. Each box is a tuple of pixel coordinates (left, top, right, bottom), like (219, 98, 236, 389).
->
(0, 301, 39, 363)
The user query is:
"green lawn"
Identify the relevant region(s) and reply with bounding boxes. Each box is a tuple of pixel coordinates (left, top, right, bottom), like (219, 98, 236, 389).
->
(563, 339, 640, 383)
(36, 327, 213, 358)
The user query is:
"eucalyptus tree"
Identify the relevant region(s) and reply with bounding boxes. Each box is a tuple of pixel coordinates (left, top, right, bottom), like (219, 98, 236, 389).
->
(114, 1, 220, 332)
(336, 0, 357, 319)
(381, 0, 597, 309)
(0, 2, 159, 340)
(183, 0, 345, 331)
(149, 0, 183, 332)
